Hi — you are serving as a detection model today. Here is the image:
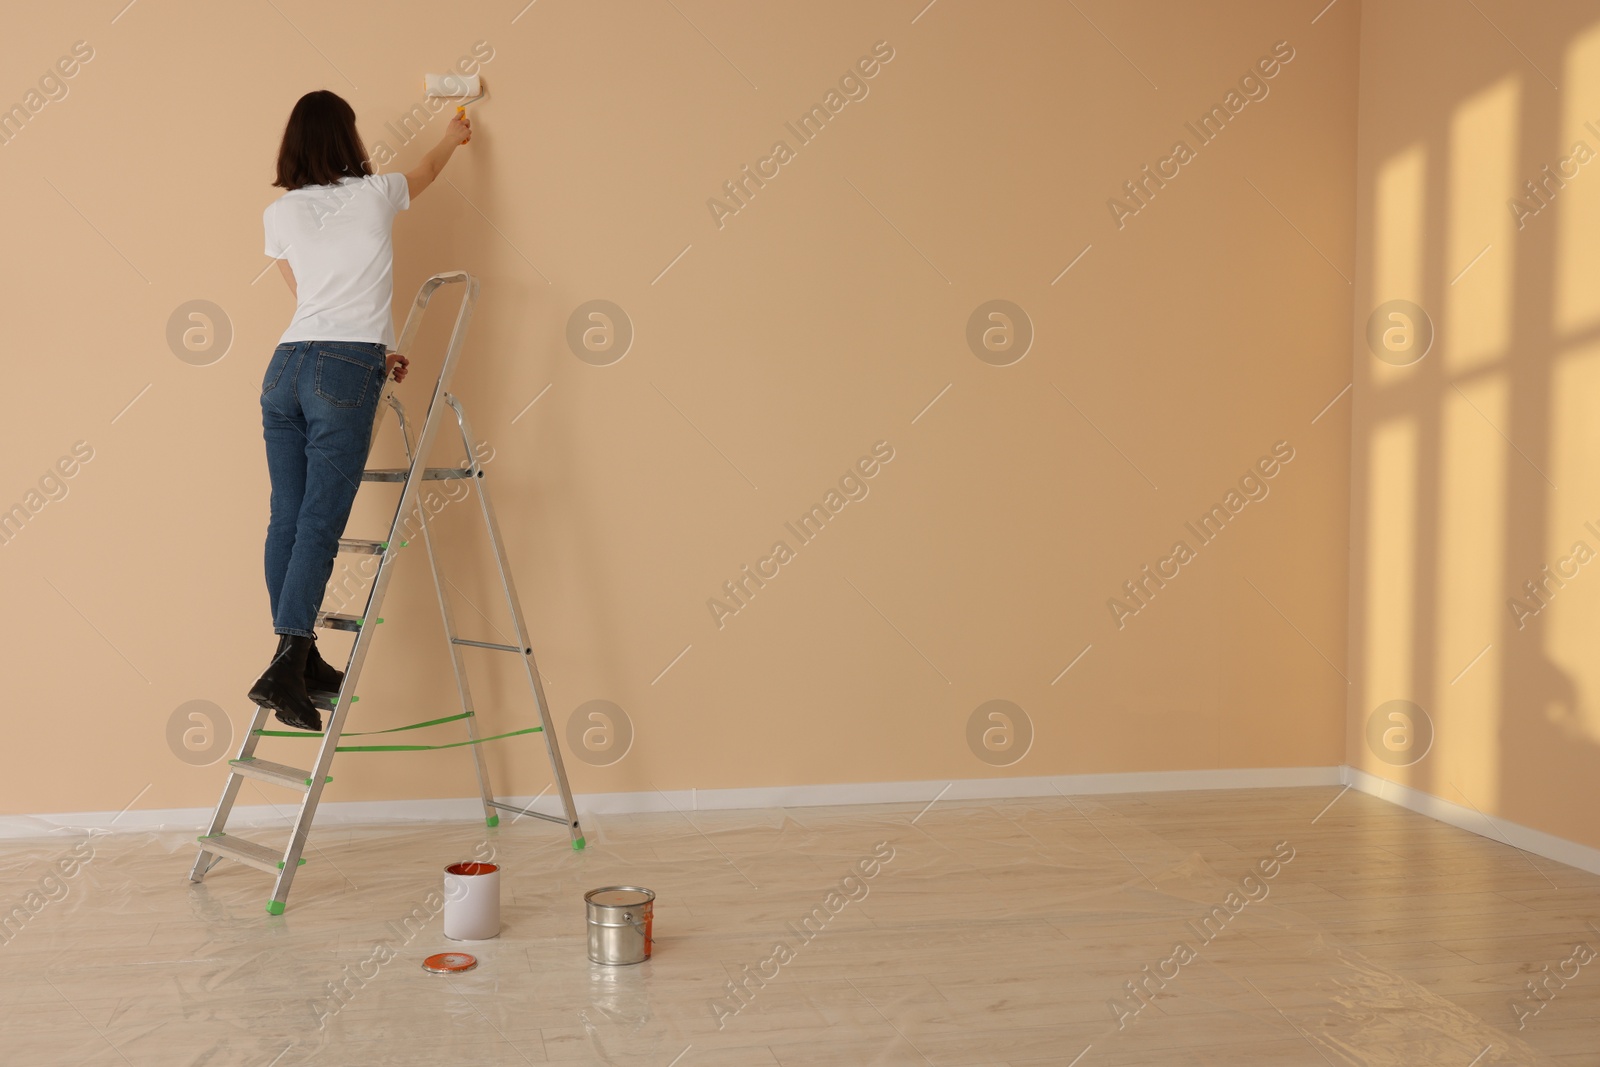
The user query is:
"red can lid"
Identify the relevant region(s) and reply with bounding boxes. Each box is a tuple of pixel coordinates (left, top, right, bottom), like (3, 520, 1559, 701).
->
(422, 952, 478, 974)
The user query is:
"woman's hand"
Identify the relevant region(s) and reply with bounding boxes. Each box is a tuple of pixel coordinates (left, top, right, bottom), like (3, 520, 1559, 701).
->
(386, 352, 410, 383)
(447, 110, 472, 145)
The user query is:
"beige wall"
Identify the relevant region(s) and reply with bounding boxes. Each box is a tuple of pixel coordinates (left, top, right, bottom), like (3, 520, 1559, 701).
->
(1349, 0, 1600, 850)
(0, 2, 1359, 820)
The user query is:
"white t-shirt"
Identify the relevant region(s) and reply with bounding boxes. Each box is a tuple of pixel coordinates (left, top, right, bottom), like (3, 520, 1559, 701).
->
(263, 171, 409, 347)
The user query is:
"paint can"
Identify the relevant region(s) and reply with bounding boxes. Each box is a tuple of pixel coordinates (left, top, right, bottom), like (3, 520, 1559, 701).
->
(443, 861, 500, 940)
(585, 886, 654, 965)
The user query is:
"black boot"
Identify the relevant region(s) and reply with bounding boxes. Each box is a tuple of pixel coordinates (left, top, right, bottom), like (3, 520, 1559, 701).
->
(247, 634, 322, 731)
(303, 635, 345, 703)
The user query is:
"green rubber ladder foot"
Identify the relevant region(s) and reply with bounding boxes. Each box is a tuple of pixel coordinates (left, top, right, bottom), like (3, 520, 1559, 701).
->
(572, 836, 586, 851)
(266, 900, 285, 915)
(485, 814, 499, 828)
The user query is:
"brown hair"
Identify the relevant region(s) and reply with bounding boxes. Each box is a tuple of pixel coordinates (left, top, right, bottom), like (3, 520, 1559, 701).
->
(273, 90, 371, 190)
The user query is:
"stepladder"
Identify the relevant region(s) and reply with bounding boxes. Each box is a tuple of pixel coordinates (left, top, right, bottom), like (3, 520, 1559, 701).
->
(190, 271, 584, 915)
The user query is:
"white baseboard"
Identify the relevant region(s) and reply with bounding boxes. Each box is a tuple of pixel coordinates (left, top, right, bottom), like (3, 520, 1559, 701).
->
(8, 765, 1598, 878)
(1344, 767, 1600, 877)
(0, 766, 1344, 839)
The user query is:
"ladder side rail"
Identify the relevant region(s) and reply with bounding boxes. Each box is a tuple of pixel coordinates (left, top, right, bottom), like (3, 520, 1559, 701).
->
(392, 394, 499, 825)
(188, 704, 275, 881)
(446, 393, 584, 844)
(269, 569, 389, 909)
(395, 274, 478, 469)
(369, 270, 472, 452)
(343, 272, 477, 688)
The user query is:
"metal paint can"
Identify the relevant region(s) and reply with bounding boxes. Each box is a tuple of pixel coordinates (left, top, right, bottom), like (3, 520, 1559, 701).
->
(585, 886, 654, 965)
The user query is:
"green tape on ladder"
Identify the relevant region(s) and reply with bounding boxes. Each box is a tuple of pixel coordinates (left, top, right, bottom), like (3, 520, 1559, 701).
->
(257, 711, 474, 737)
(253, 711, 542, 752)
(332, 726, 541, 752)
(278, 858, 306, 869)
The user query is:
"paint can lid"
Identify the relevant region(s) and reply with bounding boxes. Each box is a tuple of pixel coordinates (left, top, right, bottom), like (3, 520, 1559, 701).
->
(585, 886, 654, 908)
(444, 861, 498, 876)
(422, 952, 478, 974)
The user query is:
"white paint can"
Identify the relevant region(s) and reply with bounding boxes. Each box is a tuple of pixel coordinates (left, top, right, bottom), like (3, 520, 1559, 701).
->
(443, 861, 500, 940)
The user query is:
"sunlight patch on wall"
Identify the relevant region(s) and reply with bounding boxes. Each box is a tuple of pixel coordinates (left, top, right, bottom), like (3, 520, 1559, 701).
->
(1540, 341, 1600, 747)
(1446, 76, 1518, 373)
(1555, 22, 1600, 335)
(1432, 375, 1506, 809)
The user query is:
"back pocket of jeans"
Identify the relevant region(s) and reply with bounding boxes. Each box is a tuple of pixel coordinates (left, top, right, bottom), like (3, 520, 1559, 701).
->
(314, 350, 379, 408)
(261, 346, 292, 395)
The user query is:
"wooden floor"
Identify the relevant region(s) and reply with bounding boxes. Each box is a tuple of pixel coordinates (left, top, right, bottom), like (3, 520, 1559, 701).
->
(0, 787, 1595, 1065)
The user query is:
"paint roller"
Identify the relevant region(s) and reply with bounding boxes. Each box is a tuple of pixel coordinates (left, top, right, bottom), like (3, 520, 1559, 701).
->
(423, 72, 485, 141)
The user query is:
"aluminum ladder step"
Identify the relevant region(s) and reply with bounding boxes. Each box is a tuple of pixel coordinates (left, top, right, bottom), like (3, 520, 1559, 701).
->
(337, 537, 387, 555)
(451, 637, 532, 654)
(195, 832, 304, 875)
(228, 756, 331, 793)
(362, 467, 471, 482)
(315, 611, 381, 632)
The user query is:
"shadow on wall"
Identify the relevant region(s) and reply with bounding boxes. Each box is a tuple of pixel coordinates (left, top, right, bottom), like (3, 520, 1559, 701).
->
(1349, 3, 1600, 850)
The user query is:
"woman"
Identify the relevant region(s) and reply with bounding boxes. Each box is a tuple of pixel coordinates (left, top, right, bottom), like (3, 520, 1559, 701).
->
(249, 90, 471, 732)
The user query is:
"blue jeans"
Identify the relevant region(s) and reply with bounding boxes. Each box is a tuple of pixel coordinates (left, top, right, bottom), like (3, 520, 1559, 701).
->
(260, 340, 388, 637)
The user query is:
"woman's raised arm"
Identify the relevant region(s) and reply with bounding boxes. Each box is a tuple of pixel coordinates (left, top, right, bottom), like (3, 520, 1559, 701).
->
(405, 112, 472, 201)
